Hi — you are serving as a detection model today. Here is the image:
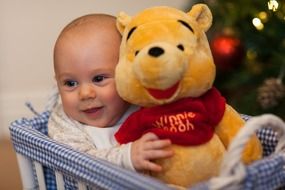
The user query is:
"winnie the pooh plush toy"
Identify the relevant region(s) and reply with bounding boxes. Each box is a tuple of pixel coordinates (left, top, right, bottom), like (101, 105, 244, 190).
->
(114, 4, 263, 188)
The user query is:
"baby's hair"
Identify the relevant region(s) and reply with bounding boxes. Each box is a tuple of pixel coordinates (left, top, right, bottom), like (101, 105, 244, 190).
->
(59, 13, 116, 38)
(53, 13, 119, 67)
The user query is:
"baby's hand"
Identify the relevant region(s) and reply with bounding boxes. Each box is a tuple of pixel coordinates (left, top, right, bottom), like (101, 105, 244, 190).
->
(131, 132, 173, 172)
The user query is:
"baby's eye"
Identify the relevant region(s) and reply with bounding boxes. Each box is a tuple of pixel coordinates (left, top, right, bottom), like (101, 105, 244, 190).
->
(64, 80, 78, 87)
(92, 75, 106, 83)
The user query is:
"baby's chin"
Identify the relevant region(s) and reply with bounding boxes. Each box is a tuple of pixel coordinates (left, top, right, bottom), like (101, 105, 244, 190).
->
(79, 119, 116, 128)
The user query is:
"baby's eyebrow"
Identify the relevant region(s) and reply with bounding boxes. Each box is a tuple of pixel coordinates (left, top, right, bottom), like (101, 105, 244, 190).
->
(127, 26, 137, 41)
(178, 20, 194, 33)
(56, 73, 73, 79)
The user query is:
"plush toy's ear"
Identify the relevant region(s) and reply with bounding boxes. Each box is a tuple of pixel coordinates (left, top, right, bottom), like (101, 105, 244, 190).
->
(187, 4, 212, 32)
(116, 11, 132, 35)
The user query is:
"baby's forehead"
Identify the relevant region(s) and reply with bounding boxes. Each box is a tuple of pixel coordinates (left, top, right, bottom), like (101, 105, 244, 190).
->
(53, 14, 121, 68)
(63, 15, 116, 33)
(58, 20, 119, 46)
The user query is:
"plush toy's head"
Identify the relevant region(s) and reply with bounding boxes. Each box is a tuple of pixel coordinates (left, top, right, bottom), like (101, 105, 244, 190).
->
(115, 4, 215, 107)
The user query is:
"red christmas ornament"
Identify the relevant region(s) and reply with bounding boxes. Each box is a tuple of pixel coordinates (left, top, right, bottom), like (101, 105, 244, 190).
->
(210, 34, 245, 72)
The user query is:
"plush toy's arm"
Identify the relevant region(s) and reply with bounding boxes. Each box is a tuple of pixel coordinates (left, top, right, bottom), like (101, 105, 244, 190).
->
(115, 110, 145, 144)
(215, 104, 263, 164)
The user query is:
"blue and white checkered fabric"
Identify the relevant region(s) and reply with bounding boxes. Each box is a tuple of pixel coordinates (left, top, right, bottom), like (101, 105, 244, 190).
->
(9, 112, 285, 190)
(244, 154, 285, 190)
(10, 111, 171, 190)
(242, 114, 278, 156)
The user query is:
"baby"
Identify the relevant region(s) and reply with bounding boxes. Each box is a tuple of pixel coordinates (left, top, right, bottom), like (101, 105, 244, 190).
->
(48, 13, 173, 172)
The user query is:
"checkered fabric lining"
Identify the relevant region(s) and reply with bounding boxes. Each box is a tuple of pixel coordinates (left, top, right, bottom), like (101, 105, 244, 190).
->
(242, 114, 278, 156)
(9, 112, 285, 190)
(244, 154, 285, 190)
(9, 111, 171, 190)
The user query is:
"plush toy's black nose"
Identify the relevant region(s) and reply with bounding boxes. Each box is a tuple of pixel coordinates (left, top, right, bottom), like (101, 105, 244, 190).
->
(148, 47, 164, 57)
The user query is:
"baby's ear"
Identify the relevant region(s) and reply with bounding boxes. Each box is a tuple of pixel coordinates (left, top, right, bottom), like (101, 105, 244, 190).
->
(116, 11, 132, 35)
(187, 4, 212, 32)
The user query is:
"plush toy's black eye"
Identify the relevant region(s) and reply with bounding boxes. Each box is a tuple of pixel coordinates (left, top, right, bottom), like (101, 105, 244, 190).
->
(135, 50, 140, 56)
(177, 44, 184, 51)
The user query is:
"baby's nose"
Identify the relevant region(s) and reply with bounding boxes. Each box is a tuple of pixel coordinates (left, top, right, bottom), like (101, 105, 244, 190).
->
(79, 84, 96, 100)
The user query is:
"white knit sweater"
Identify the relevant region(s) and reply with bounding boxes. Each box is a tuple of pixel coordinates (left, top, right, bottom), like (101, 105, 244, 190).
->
(48, 103, 138, 171)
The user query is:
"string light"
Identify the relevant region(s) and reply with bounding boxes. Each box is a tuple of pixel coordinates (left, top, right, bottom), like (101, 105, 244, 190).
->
(252, 18, 264, 30)
(258, 11, 268, 22)
(268, 0, 279, 11)
(246, 49, 257, 61)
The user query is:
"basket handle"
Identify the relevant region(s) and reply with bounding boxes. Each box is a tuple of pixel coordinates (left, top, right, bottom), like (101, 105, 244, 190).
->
(209, 114, 285, 190)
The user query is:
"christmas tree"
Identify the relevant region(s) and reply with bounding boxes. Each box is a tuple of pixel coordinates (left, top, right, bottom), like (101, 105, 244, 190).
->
(189, 0, 285, 119)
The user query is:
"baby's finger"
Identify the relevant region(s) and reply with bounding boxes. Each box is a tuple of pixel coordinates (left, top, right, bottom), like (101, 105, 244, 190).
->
(144, 149, 174, 160)
(141, 160, 162, 173)
(145, 139, 172, 150)
(140, 132, 159, 141)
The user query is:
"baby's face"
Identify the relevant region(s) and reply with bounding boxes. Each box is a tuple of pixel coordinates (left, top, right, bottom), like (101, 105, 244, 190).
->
(54, 26, 129, 127)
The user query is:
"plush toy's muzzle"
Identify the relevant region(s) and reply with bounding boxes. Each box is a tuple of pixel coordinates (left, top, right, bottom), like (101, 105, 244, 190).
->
(133, 41, 189, 100)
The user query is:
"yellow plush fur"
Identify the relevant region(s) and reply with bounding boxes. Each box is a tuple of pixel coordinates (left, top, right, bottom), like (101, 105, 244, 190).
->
(115, 4, 262, 187)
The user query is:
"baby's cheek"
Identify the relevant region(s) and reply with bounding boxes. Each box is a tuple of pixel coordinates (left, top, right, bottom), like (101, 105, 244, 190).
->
(61, 95, 80, 119)
(105, 82, 121, 99)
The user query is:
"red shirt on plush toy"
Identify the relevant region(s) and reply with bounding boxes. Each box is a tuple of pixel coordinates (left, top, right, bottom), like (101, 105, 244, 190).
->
(116, 88, 225, 146)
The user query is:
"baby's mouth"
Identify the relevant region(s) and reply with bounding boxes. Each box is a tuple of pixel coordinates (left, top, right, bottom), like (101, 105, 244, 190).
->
(146, 82, 179, 100)
(82, 107, 102, 113)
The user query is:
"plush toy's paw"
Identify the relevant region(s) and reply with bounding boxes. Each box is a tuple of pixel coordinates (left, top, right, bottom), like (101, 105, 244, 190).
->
(215, 105, 263, 164)
(242, 134, 263, 164)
